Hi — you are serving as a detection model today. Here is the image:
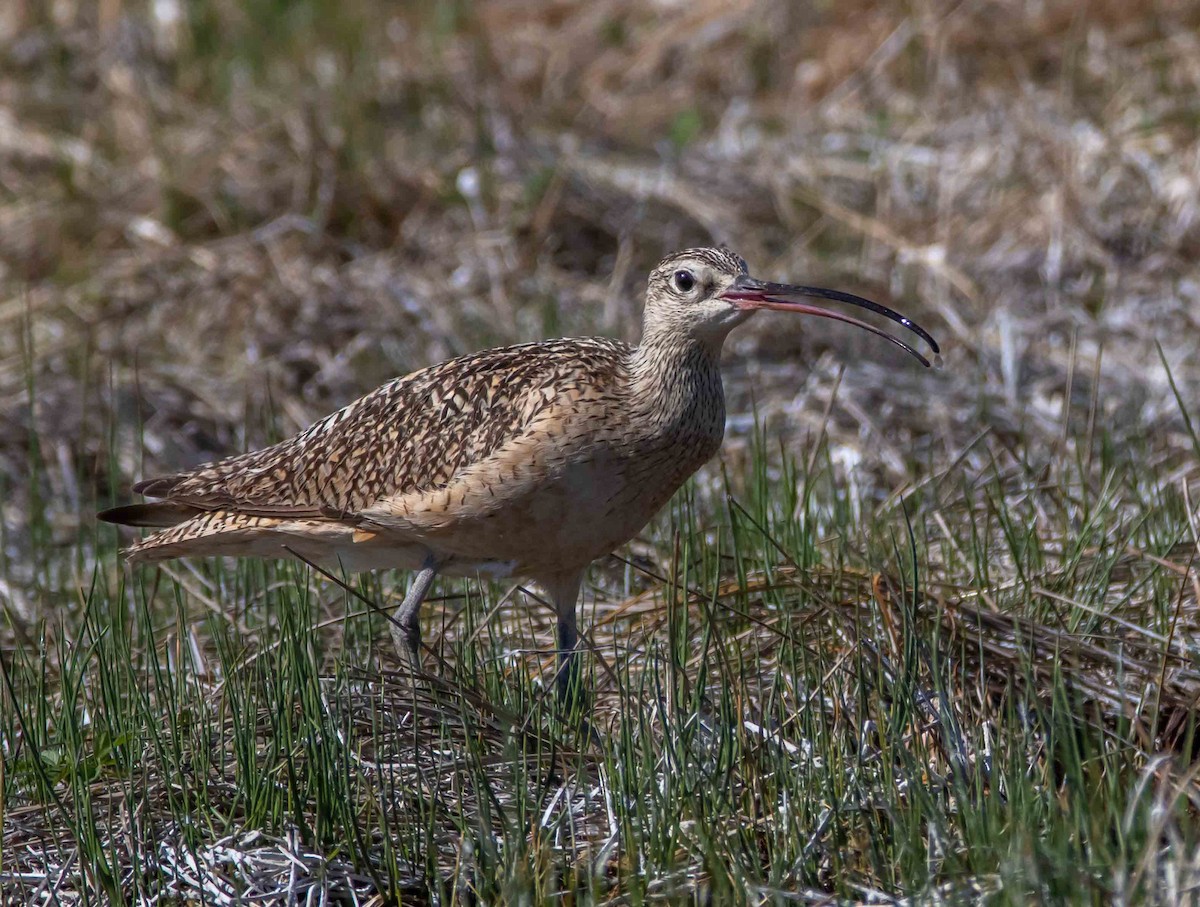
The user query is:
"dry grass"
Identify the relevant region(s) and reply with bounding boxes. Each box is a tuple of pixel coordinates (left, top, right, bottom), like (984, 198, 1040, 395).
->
(2, 0, 1197, 519)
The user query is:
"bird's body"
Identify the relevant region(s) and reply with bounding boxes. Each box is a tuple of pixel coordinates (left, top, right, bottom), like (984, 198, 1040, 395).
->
(101, 246, 938, 702)
(117, 335, 724, 581)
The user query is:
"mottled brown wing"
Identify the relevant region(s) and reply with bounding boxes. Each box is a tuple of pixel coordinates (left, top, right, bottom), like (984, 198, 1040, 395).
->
(130, 338, 630, 519)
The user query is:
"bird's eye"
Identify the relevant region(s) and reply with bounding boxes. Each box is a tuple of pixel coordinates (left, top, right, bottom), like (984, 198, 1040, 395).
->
(673, 270, 696, 293)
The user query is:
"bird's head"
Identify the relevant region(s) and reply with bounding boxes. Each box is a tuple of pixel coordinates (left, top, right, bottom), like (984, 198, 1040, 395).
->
(643, 247, 940, 366)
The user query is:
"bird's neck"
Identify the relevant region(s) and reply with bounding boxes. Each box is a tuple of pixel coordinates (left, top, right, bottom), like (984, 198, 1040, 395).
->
(628, 331, 726, 431)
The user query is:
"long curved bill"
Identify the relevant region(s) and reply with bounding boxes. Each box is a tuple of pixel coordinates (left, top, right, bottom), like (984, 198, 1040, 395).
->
(720, 275, 941, 368)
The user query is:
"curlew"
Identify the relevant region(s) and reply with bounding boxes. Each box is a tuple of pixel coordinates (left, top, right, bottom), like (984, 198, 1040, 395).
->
(99, 248, 939, 704)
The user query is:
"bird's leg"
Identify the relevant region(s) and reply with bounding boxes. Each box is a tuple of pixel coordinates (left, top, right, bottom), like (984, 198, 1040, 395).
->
(556, 605, 579, 706)
(541, 570, 585, 710)
(391, 557, 438, 674)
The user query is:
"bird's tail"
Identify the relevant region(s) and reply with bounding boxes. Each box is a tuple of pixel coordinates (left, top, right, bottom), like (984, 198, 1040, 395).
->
(97, 502, 200, 528)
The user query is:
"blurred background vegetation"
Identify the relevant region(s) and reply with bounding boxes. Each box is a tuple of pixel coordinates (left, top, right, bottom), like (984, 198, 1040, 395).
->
(3, 0, 1200, 902)
(2, 0, 1196, 542)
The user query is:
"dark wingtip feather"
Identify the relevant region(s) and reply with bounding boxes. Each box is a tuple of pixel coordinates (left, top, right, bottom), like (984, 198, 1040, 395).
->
(97, 502, 198, 528)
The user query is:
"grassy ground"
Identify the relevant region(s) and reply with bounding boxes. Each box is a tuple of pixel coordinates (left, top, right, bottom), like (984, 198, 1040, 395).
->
(2, 0, 1200, 903)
